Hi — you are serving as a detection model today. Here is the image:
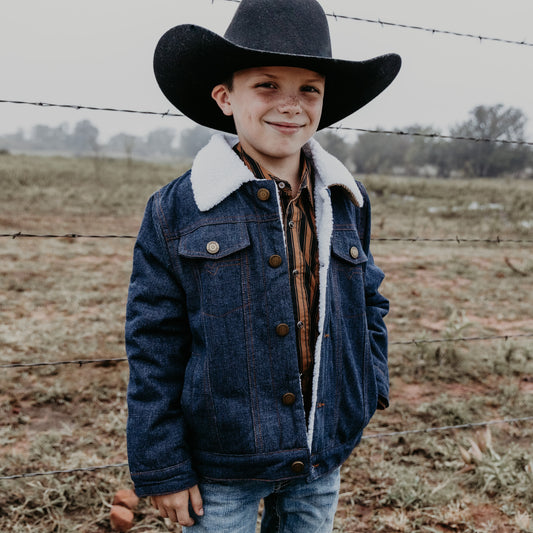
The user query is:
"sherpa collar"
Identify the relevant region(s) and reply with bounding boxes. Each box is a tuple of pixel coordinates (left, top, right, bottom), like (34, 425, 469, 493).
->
(190, 133, 363, 212)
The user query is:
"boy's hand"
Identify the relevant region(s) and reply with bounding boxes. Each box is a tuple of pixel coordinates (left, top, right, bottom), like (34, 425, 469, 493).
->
(150, 485, 204, 526)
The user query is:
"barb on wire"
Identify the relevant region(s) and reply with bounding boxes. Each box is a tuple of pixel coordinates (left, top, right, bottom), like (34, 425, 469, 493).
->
(217, 0, 533, 49)
(0, 462, 129, 481)
(2, 232, 533, 245)
(362, 415, 533, 440)
(1, 99, 532, 147)
(2, 333, 531, 369)
(2, 416, 532, 480)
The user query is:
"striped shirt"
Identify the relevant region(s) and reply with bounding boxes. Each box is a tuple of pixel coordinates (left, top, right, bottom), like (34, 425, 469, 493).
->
(234, 144, 319, 418)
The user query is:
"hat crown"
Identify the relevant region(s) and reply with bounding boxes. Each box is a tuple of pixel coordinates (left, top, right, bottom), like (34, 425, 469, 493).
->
(224, 0, 332, 58)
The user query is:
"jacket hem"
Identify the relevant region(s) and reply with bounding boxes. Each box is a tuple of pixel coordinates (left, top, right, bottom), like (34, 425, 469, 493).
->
(193, 447, 311, 482)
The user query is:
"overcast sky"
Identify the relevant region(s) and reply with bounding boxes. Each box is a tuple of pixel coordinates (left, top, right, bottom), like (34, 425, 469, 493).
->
(1, 0, 533, 142)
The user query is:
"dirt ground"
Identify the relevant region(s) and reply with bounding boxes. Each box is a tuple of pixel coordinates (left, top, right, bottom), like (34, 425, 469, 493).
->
(1, 156, 532, 532)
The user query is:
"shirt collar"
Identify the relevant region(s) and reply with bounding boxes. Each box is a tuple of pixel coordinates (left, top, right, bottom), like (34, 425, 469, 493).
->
(233, 142, 313, 203)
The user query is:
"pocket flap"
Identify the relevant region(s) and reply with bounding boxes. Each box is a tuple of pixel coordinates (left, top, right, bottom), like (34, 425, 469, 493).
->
(178, 223, 250, 259)
(331, 230, 367, 265)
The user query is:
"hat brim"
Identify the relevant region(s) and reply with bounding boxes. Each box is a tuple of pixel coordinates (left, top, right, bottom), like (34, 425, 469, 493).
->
(154, 24, 402, 133)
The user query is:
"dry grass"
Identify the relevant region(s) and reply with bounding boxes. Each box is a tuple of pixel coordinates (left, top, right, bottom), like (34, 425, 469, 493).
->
(0, 153, 532, 532)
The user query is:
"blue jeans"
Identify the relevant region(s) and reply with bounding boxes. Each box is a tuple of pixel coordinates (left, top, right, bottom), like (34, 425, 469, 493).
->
(183, 467, 341, 533)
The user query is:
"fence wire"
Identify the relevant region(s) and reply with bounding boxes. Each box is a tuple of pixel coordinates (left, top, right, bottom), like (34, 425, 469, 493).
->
(2, 232, 533, 246)
(1, 232, 135, 240)
(2, 99, 533, 147)
(2, 333, 531, 369)
(2, 416, 532, 481)
(0, 463, 129, 481)
(361, 415, 533, 440)
(0, 357, 128, 369)
(390, 332, 533, 346)
(217, 0, 533, 48)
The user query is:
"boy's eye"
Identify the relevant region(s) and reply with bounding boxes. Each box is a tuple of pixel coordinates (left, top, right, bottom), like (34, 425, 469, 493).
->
(301, 85, 321, 94)
(256, 82, 276, 89)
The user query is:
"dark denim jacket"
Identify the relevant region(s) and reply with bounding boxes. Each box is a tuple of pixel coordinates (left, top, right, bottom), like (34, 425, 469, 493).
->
(126, 134, 389, 497)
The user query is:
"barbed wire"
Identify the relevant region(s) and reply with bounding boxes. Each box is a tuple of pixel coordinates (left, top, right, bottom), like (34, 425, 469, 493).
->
(2, 333, 531, 369)
(0, 99, 183, 118)
(0, 463, 129, 481)
(371, 236, 533, 245)
(1, 232, 135, 240)
(218, 0, 533, 49)
(1, 99, 532, 147)
(0, 357, 127, 369)
(390, 332, 533, 346)
(2, 415, 532, 480)
(326, 16, 533, 49)
(2, 232, 533, 245)
(332, 125, 533, 148)
(361, 415, 533, 440)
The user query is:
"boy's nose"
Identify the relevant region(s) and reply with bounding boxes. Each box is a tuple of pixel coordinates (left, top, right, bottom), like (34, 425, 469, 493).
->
(278, 95, 302, 114)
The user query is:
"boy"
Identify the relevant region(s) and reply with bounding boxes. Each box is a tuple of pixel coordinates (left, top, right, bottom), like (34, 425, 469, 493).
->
(126, 0, 401, 531)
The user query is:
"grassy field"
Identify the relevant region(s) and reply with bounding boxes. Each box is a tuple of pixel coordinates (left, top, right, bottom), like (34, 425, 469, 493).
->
(0, 152, 532, 532)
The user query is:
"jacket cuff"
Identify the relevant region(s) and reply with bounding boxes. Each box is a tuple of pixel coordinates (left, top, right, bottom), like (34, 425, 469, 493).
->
(130, 459, 198, 497)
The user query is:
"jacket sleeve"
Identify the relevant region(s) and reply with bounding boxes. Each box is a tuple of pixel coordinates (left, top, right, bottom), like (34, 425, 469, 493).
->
(125, 192, 198, 497)
(357, 183, 390, 409)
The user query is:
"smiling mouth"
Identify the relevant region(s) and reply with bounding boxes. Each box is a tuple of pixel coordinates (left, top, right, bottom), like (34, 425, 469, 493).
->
(266, 121, 305, 133)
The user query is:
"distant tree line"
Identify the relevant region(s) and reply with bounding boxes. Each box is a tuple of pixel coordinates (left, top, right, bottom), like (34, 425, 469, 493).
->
(1, 104, 531, 178)
(315, 104, 532, 178)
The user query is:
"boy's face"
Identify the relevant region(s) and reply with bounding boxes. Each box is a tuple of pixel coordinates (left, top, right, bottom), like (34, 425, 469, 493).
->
(212, 66, 325, 171)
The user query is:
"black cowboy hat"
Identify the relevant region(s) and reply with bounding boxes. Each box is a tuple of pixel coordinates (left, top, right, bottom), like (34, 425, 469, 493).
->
(154, 0, 401, 133)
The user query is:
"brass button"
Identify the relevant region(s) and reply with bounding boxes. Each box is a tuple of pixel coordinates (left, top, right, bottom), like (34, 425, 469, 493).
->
(257, 188, 271, 201)
(350, 246, 359, 259)
(268, 255, 282, 268)
(282, 393, 296, 406)
(291, 461, 305, 474)
(276, 323, 290, 337)
(206, 241, 220, 254)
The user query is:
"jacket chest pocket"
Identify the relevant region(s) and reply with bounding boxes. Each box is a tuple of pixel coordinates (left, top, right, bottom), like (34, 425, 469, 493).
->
(330, 230, 368, 318)
(178, 223, 251, 318)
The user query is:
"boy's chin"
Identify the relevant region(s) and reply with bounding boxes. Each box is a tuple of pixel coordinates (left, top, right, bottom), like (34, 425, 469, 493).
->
(255, 142, 309, 162)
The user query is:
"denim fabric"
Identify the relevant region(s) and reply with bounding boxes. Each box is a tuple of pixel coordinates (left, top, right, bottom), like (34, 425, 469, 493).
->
(126, 138, 389, 497)
(183, 467, 341, 533)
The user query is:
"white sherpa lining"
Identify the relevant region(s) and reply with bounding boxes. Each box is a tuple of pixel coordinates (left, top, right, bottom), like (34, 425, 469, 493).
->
(191, 134, 363, 212)
(190, 133, 363, 450)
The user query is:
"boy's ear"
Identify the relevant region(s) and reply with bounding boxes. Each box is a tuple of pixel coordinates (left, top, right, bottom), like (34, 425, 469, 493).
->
(211, 84, 233, 117)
